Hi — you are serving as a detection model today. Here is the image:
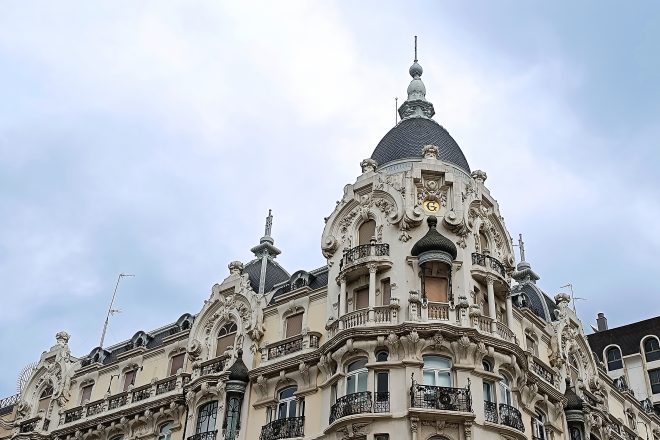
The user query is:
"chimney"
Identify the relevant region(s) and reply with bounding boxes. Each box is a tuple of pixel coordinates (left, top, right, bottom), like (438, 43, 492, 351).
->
(596, 313, 608, 331)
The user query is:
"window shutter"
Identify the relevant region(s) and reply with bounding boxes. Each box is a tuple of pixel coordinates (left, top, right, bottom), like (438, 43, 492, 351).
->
(170, 353, 185, 376)
(358, 220, 376, 245)
(80, 385, 93, 404)
(285, 313, 303, 338)
(355, 288, 369, 310)
(382, 279, 391, 305)
(216, 335, 235, 357)
(425, 277, 448, 302)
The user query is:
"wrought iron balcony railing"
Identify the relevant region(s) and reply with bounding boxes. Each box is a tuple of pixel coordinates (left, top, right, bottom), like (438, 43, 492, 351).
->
(499, 403, 525, 432)
(259, 416, 304, 440)
(471, 253, 506, 278)
(340, 243, 389, 269)
(329, 391, 378, 424)
(268, 336, 303, 360)
(200, 355, 229, 376)
(410, 382, 472, 412)
(484, 400, 498, 423)
(187, 431, 218, 440)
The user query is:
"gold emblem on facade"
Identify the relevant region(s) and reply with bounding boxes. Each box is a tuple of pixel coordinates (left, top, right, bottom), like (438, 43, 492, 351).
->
(422, 199, 440, 213)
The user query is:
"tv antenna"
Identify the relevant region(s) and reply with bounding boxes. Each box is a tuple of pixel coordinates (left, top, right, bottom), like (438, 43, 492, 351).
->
(395, 97, 398, 125)
(99, 273, 134, 348)
(560, 283, 586, 315)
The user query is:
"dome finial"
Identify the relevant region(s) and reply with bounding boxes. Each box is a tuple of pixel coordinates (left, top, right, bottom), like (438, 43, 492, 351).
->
(399, 36, 434, 120)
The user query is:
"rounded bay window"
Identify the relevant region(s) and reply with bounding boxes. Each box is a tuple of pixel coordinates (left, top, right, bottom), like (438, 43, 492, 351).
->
(411, 216, 457, 303)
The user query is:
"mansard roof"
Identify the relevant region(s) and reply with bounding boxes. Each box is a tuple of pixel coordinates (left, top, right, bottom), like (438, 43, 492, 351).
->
(371, 117, 470, 173)
(511, 282, 558, 322)
(244, 258, 290, 295)
(587, 316, 660, 362)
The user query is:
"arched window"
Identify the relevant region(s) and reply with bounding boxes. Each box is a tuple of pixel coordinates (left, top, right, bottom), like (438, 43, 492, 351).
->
(157, 422, 173, 440)
(346, 358, 368, 395)
(479, 232, 489, 254)
(376, 350, 389, 362)
(216, 322, 238, 357)
(532, 411, 547, 440)
(38, 385, 53, 412)
(644, 338, 660, 362)
(606, 347, 623, 371)
(277, 387, 297, 419)
(196, 401, 218, 434)
(499, 375, 513, 406)
(422, 356, 452, 387)
(358, 220, 376, 245)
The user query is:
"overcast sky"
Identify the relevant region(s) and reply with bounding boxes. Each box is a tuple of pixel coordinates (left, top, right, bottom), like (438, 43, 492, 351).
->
(1, 1, 659, 396)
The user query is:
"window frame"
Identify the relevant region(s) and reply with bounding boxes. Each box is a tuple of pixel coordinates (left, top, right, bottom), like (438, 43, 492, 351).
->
(499, 375, 513, 406)
(276, 387, 298, 420)
(157, 422, 174, 440)
(606, 347, 623, 371)
(285, 312, 304, 338)
(196, 400, 218, 434)
(422, 356, 453, 387)
(644, 337, 660, 362)
(346, 358, 368, 395)
(216, 322, 238, 357)
(532, 411, 547, 440)
(122, 369, 138, 392)
(80, 383, 94, 405)
(649, 368, 660, 394)
(169, 352, 186, 376)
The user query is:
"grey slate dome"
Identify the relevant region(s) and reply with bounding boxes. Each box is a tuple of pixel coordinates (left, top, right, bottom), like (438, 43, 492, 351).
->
(564, 381, 584, 411)
(411, 216, 458, 264)
(371, 118, 470, 173)
(228, 349, 249, 382)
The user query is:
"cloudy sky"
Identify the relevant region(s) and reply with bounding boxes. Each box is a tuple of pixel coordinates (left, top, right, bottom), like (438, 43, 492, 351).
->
(1, 1, 659, 396)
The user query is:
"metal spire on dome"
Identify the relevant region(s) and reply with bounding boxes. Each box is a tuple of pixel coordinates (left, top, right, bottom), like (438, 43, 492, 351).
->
(250, 210, 282, 295)
(398, 35, 435, 121)
(512, 233, 540, 283)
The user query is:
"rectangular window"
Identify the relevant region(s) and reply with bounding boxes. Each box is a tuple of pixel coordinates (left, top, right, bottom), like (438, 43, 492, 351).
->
(650, 369, 660, 394)
(80, 384, 93, 405)
(285, 313, 304, 338)
(376, 371, 389, 393)
(483, 381, 493, 402)
(354, 287, 369, 310)
(331, 384, 338, 404)
(381, 279, 391, 305)
(170, 353, 185, 376)
(123, 370, 137, 391)
(425, 277, 448, 302)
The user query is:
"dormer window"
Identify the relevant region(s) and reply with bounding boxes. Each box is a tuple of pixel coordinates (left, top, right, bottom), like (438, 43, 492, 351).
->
(606, 347, 623, 371)
(644, 338, 660, 362)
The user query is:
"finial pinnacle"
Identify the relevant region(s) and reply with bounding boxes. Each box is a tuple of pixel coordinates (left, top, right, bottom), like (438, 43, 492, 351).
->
(518, 233, 526, 262)
(265, 210, 273, 237)
(414, 35, 418, 62)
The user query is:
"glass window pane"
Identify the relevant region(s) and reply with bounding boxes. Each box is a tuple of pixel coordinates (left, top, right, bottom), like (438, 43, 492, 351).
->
(423, 356, 451, 369)
(357, 372, 368, 392)
(288, 401, 297, 418)
(423, 371, 435, 386)
(346, 375, 355, 394)
(347, 359, 368, 372)
(376, 372, 389, 393)
(483, 382, 492, 402)
(438, 372, 451, 387)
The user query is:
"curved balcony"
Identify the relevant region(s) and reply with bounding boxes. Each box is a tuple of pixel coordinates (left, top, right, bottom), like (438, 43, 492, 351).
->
(259, 416, 304, 440)
(329, 391, 387, 424)
(499, 403, 524, 432)
(338, 243, 391, 280)
(410, 382, 472, 413)
(471, 253, 507, 287)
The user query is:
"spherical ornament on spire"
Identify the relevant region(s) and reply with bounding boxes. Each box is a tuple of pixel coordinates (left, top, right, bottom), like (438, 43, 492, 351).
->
(409, 61, 423, 78)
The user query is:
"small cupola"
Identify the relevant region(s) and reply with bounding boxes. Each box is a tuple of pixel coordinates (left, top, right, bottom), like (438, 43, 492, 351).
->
(411, 216, 457, 265)
(227, 349, 249, 383)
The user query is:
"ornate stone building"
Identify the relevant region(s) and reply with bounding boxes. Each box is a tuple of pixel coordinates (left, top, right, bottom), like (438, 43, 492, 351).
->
(2, 45, 660, 440)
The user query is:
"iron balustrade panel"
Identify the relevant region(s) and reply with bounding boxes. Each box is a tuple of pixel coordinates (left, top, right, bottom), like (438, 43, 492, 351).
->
(341, 244, 390, 267)
(20, 419, 39, 433)
(64, 407, 83, 423)
(531, 359, 555, 385)
(187, 431, 218, 440)
(268, 337, 303, 360)
(471, 253, 506, 278)
(373, 392, 390, 413)
(86, 400, 105, 417)
(329, 392, 373, 424)
(200, 357, 227, 376)
(410, 383, 472, 412)
(499, 403, 524, 432)
(132, 387, 151, 402)
(0, 393, 19, 416)
(108, 393, 128, 410)
(156, 377, 177, 395)
(259, 416, 304, 440)
(484, 400, 498, 423)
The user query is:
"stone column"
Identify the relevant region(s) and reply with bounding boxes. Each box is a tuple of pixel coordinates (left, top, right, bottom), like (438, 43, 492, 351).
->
(368, 263, 377, 322)
(339, 276, 346, 329)
(505, 293, 514, 327)
(487, 276, 497, 333)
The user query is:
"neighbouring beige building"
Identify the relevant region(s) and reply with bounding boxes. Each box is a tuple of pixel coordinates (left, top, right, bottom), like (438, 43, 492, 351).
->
(2, 45, 660, 440)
